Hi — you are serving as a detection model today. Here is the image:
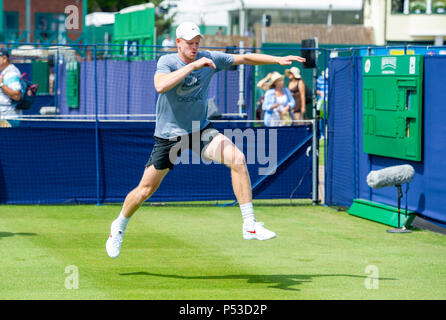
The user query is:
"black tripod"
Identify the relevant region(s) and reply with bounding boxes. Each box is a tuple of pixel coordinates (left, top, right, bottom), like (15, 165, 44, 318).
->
(387, 184, 412, 233)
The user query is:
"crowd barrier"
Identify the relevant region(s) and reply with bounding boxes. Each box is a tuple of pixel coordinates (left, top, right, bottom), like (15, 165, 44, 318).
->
(0, 121, 313, 204)
(0, 42, 327, 205)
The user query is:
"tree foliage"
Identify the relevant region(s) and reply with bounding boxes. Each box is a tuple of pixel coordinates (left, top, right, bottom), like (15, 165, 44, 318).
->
(88, 0, 147, 12)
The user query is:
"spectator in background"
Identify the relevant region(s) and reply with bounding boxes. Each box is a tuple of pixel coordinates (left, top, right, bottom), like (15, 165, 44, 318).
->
(316, 68, 329, 138)
(216, 27, 224, 35)
(162, 34, 175, 51)
(49, 67, 55, 95)
(48, 54, 55, 95)
(256, 72, 273, 91)
(285, 66, 308, 122)
(255, 72, 273, 121)
(245, 27, 254, 37)
(262, 71, 295, 127)
(0, 48, 22, 127)
(316, 68, 328, 111)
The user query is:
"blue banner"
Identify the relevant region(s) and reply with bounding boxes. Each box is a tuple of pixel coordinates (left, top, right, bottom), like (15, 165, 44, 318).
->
(0, 122, 312, 204)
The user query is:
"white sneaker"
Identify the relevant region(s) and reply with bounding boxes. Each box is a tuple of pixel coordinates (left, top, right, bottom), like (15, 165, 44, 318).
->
(243, 221, 276, 241)
(106, 222, 124, 258)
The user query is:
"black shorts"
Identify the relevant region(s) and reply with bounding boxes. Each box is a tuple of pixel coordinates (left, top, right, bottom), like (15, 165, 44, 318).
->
(146, 124, 220, 170)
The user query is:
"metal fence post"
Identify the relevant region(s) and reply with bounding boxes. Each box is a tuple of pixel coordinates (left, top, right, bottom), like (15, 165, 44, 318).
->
(54, 47, 59, 116)
(312, 47, 319, 205)
(94, 44, 101, 205)
(352, 49, 358, 200)
(238, 41, 245, 115)
(323, 48, 328, 205)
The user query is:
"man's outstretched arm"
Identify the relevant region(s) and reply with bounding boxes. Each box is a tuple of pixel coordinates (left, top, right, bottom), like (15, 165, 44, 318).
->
(154, 57, 216, 94)
(232, 53, 306, 66)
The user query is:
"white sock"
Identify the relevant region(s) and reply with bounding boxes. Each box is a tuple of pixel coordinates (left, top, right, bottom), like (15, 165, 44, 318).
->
(240, 202, 255, 225)
(113, 212, 130, 232)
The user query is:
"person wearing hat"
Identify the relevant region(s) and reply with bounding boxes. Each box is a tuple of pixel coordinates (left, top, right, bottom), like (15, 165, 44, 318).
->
(285, 66, 308, 122)
(262, 72, 295, 127)
(106, 21, 306, 258)
(0, 48, 22, 127)
(254, 72, 273, 121)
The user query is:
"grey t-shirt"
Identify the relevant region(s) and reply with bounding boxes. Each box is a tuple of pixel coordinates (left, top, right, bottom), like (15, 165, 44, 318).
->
(154, 51, 234, 139)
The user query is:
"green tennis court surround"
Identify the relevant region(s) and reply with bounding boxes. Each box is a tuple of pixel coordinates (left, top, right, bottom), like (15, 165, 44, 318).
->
(362, 55, 423, 161)
(113, 7, 156, 60)
(31, 61, 49, 94)
(348, 198, 416, 228)
(65, 61, 79, 108)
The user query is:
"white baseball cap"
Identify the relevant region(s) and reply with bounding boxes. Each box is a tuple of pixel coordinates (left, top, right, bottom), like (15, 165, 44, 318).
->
(176, 22, 204, 40)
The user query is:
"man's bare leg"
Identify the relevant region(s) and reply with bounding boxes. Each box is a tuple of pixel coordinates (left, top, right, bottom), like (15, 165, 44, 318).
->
(121, 165, 170, 218)
(202, 133, 251, 203)
(106, 165, 169, 258)
(202, 133, 276, 240)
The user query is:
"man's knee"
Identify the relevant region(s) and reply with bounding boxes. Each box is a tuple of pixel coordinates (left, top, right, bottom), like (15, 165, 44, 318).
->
(230, 149, 247, 171)
(234, 150, 246, 165)
(137, 184, 157, 202)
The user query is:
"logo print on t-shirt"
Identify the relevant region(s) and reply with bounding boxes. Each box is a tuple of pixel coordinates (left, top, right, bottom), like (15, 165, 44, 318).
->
(176, 74, 201, 96)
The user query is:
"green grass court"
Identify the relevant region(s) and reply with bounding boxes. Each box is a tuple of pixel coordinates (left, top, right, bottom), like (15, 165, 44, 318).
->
(1, 200, 445, 300)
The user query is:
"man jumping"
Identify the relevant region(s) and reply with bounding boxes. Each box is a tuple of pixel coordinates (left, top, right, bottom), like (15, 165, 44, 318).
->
(106, 22, 306, 258)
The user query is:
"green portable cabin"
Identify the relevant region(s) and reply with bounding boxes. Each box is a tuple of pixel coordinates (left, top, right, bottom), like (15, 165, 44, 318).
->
(113, 8, 156, 60)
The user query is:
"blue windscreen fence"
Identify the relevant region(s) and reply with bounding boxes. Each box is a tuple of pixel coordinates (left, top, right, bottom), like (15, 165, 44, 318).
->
(1, 43, 314, 205)
(0, 122, 312, 204)
(57, 60, 253, 118)
(326, 55, 446, 227)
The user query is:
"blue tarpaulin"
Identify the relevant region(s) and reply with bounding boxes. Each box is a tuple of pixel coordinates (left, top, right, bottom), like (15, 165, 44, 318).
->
(326, 55, 446, 227)
(0, 122, 312, 204)
(57, 60, 253, 118)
